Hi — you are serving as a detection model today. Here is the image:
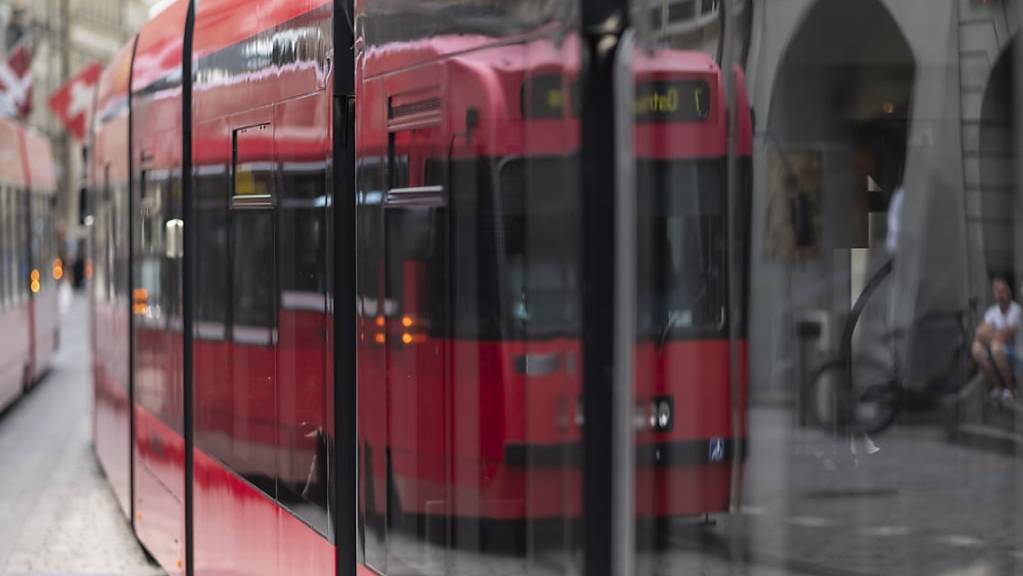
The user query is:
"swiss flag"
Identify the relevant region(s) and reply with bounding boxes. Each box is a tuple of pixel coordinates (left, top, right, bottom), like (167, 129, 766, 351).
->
(48, 63, 102, 141)
(0, 40, 34, 120)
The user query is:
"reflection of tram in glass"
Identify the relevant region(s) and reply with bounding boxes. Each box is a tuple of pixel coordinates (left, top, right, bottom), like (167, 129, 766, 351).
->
(357, 37, 752, 521)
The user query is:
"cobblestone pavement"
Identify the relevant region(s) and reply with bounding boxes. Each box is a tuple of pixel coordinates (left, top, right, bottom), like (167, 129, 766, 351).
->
(651, 407, 1023, 576)
(372, 408, 1023, 576)
(0, 293, 162, 576)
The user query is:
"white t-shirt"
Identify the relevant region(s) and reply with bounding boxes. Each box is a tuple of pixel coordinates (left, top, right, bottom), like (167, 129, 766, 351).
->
(984, 302, 1023, 349)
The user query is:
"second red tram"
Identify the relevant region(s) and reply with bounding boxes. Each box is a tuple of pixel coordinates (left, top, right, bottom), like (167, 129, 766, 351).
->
(0, 118, 60, 413)
(88, 1, 751, 575)
(357, 38, 750, 522)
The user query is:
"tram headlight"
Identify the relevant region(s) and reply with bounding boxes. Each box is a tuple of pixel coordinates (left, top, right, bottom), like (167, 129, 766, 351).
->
(649, 396, 673, 432)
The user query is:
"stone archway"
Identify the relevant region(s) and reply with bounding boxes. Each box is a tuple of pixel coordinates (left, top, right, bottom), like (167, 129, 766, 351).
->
(767, 0, 915, 255)
(978, 41, 1016, 278)
(748, 0, 920, 401)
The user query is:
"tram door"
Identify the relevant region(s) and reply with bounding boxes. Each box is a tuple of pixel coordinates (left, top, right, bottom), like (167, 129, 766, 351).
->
(229, 122, 278, 498)
(376, 107, 449, 572)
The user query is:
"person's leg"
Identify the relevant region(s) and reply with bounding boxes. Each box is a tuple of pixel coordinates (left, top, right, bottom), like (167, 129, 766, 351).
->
(973, 339, 1000, 387)
(1007, 347, 1019, 391)
(992, 340, 1014, 390)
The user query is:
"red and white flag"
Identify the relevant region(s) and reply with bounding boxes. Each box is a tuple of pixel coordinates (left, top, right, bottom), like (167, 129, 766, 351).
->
(0, 39, 34, 120)
(48, 62, 102, 141)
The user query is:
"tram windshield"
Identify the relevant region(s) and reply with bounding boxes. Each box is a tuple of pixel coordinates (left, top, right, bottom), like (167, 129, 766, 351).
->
(482, 155, 727, 341)
(636, 158, 728, 340)
(491, 156, 582, 340)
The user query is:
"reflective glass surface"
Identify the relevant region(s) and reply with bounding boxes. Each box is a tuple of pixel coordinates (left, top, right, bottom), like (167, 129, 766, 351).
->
(628, 1, 1023, 574)
(355, 3, 583, 574)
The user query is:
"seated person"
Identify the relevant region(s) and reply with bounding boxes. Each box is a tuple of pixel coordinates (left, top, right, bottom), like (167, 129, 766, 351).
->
(972, 276, 1022, 403)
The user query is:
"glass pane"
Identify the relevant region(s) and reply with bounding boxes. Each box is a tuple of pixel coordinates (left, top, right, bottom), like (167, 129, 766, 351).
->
(628, 0, 1023, 574)
(625, 6, 743, 574)
(227, 209, 277, 495)
(355, 4, 582, 574)
(277, 157, 331, 535)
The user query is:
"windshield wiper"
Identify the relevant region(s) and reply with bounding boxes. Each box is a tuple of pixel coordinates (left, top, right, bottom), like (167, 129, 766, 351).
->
(658, 310, 682, 348)
(657, 278, 709, 347)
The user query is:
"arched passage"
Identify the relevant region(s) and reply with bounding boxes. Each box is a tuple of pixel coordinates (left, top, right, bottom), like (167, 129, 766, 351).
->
(979, 40, 1016, 277)
(754, 0, 918, 392)
(767, 0, 915, 254)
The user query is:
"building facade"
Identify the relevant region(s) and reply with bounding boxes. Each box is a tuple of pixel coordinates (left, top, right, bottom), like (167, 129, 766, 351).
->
(0, 0, 150, 258)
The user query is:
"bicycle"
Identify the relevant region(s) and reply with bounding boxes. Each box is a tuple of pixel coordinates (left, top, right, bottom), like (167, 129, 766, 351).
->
(808, 259, 979, 436)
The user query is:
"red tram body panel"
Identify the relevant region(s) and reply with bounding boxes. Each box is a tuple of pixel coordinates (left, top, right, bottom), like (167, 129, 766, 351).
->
(0, 118, 31, 412)
(91, 37, 136, 523)
(190, 0, 334, 572)
(0, 118, 60, 413)
(24, 128, 60, 384)
(130, 2, 190, 572)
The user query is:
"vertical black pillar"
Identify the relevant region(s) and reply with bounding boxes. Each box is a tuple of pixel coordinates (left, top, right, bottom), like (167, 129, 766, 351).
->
(334, 1, 357, 576)
(182, 2, 195, 574)
(580, 2, 628, 576)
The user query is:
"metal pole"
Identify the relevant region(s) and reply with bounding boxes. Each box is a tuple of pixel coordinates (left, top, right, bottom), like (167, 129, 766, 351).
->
(334, 2, 358, 576)
(611, 29, 637, 576)
(580, 1, 629, 575)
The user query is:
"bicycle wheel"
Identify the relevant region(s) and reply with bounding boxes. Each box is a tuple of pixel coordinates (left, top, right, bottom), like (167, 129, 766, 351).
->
(810, 357, 901, 436)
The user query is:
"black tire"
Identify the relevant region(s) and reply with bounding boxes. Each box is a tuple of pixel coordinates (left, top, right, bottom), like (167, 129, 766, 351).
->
(810, 357, 901, 436)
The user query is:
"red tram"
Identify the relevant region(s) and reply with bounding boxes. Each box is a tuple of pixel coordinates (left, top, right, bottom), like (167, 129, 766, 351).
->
(357, 39, 751, 521)
(88, 1, 751, 574)
(0, 118, 60, 413)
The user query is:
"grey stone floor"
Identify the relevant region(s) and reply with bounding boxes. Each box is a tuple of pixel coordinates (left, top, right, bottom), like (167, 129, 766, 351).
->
(0, 293, 161, 576)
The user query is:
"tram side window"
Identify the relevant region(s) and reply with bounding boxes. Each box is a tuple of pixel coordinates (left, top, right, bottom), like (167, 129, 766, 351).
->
(32, 196, 43, 289)
(384, 205, 446, 332)
(136, 172, 164, 318)
(114, 181, 130, 301)
(276, 163, 330, 534)
(195, 171, 229, 326)
(231, 124, 276, 335)
(47, 197, 57, 287)
(6, 187, 14, 305)
(449, 157, 499, 337)
(278, 171, 324, 295)
(383, 150, 446, 335)
(445, 157, 582, 340)
(104, 184, 117, 303)
(18, 190, 28, 300)
(232, 211, 275, 332)
(356, 160, 384, 319)
(6, 187, 16, 305)
(162, 177, 184, 318)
